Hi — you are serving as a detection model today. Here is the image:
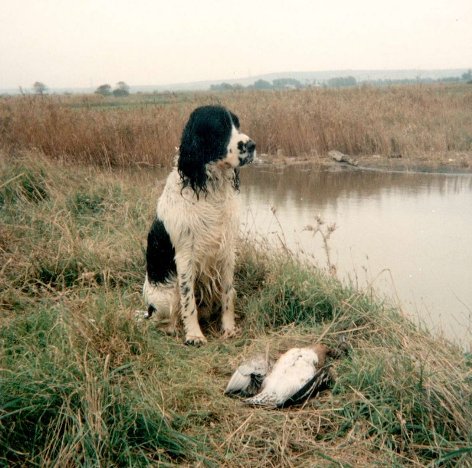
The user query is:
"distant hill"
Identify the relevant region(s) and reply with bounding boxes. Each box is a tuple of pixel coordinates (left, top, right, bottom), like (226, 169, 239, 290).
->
(133, 68, 469, 92)
(1, 69, 469, 95)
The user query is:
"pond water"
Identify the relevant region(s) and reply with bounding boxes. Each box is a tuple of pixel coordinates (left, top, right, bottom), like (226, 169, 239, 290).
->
(239, 163, 472, 349)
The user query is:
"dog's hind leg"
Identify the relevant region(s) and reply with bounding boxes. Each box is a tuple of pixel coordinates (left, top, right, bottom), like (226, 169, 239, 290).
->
(141, 275, 175, 325)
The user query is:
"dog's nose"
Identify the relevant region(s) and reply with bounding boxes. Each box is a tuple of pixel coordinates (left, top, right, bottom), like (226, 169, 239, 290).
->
(247, 140, 256, 152)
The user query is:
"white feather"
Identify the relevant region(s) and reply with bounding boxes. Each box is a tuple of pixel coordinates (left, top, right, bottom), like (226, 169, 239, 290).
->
(244, 348, 320, 407)
(225, 354, 271, 396)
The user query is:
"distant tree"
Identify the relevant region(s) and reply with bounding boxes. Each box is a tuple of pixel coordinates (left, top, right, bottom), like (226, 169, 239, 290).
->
(210, 82, 234, 91)
(95, 84, 112, 96)
(253, 79, 272, 90)
(272, 78, 302, 89)
(113, 81, 130, 97)
(33, 81, 48, 95)
(461, 70, 472, 82)
(326, 76, 357, 88)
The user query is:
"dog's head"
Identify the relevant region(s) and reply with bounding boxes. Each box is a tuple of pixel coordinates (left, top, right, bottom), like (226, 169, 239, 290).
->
(178, 105, 256, 195)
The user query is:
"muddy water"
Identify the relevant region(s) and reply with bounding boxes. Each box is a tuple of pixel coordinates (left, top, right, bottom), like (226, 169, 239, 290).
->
(240, 164, 472, 348)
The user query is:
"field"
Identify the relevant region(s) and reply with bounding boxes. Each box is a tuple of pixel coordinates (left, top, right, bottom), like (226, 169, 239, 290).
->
(1, 83, 471, 168)
(1, 85, 472, 466)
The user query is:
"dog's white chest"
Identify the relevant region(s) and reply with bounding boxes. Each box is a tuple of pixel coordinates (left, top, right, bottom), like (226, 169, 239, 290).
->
(157, 169, 239, 256)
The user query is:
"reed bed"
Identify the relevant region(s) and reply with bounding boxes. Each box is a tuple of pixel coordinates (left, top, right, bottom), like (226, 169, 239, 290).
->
(1, 153, 471, 466)
(1, 84, 471, 167)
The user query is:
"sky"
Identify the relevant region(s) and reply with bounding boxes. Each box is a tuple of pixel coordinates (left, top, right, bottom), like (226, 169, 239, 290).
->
(1, 0, 471, 90)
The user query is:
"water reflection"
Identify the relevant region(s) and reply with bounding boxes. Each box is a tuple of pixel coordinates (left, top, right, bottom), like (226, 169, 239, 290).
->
(240, 164, 472, 348)
(243, 164, 472, 207)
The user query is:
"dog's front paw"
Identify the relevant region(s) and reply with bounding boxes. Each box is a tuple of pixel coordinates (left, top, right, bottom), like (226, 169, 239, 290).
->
(221, 326, 240, 340)
(184, 334, 208, 346)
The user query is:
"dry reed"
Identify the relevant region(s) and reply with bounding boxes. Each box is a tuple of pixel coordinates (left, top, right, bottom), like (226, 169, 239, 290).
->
(1, 84, 471, 167)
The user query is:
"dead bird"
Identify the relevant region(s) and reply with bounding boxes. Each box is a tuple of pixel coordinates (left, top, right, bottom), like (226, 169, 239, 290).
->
(224, 353, 274, 397)
(243, 344, 336, 408)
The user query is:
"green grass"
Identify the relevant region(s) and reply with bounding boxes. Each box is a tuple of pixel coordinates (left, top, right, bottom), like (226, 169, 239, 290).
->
(0, 305, 204, 465)
(1, 152, 471, 466)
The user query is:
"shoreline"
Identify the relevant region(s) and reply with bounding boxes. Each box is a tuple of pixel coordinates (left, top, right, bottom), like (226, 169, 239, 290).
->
(256, 151, 472, 175)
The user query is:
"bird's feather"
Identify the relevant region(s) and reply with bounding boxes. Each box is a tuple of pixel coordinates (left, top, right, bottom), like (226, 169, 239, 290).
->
(224, 354, 272, 397)
(281, 366, 332, 407)
(244, 347, 328, 407)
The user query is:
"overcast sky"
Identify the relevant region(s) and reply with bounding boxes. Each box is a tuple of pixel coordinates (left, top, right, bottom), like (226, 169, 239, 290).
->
(1, 0, 471, 89)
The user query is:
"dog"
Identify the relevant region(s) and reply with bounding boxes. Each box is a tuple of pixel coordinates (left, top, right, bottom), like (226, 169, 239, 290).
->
(142, 105, 256, 345)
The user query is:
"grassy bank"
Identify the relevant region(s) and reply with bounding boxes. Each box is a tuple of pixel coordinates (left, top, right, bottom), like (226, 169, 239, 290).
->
(1, 153, 471, 466)
(1, 84, 472, 168)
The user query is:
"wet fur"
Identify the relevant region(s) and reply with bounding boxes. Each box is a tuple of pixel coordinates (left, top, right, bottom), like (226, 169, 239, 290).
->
(143, 105, 255, 345)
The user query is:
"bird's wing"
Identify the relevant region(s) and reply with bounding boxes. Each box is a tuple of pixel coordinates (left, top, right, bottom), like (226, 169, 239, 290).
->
(224, 354, 271, 395)
(244, 348, 319, 407)
(282, 366, 332, 407)
(225, 369, 251, 395)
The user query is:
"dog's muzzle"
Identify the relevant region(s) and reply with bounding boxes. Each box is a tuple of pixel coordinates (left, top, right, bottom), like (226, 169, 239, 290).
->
(239, 140, 256, 166)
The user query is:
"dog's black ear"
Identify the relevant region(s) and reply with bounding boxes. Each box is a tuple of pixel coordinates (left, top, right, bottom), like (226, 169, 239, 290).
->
(229, 111, 240, 129)
(178, 106, 237, 196)
(178, 122, 209, 196)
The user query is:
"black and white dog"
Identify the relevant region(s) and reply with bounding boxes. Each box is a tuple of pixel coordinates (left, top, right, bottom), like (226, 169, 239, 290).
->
(142, 105, 256, 345)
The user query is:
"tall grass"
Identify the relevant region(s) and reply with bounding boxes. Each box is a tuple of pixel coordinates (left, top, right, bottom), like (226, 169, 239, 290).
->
(1, 153, 471, 466)
(1, 84, 471, 167)
(1, 308, 202, 465)
(0, 154, 208, 465)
